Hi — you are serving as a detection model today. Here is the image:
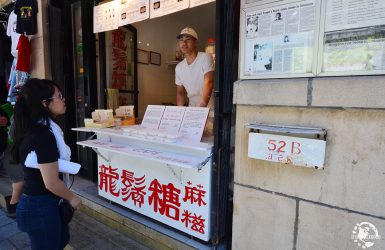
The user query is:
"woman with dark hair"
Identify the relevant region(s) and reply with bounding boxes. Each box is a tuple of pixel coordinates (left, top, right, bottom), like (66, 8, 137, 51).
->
(11, 78, 82, 250)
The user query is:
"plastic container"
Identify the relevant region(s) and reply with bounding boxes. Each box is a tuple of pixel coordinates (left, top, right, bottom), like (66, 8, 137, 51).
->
(175, 42, 184, 61)
(114, 118, 122, 128)
(205, 38, 216, 63)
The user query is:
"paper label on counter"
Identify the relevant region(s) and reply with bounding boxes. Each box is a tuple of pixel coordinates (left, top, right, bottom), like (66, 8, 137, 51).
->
(141, 105, 165, 129)
(179, 107, 209, 143)
(158, 106, 186, 131)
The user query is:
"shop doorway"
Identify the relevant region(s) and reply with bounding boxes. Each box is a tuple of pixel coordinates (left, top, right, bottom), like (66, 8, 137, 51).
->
(49, 0, 240, 247)
(49, 0, 99, 182)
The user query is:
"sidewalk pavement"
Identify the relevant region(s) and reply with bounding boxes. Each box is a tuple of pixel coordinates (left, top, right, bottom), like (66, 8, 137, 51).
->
(0, 207, 152, 250)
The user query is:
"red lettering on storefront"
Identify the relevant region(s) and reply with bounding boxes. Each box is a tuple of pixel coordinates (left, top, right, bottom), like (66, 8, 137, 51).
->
(98, 164, 120, 197)
(183, 182, 207, 207)
(111, 29, 128, 90)
(112, 29, 127, 50)
(190, 213, 205, 234)
(148, 179, 181, 221)
(180, 210, 205, 234)
(121, 170, 146, 207)
(181, 210, 192, 227)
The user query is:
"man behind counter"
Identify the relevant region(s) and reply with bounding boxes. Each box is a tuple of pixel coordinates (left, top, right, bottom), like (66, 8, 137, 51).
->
(175, 27, 214, 109)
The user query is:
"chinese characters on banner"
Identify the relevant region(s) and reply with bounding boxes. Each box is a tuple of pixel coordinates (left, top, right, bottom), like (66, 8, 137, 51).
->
(97, 157, 211, 240)
(111, 29, 128, 90)
(106, 28, 134, 105)
(243, 0, 316, 76)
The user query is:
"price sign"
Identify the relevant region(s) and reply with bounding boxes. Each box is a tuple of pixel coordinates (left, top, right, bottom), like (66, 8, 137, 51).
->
(248, 133, 326, 169)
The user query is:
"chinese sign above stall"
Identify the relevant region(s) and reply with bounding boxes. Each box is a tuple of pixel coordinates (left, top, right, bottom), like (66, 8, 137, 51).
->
(94, 1, 120, 33)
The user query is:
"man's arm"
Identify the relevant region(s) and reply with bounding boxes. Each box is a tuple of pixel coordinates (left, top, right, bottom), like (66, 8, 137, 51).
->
(199, 71, 214, 107)
(176, 85, 187, 106)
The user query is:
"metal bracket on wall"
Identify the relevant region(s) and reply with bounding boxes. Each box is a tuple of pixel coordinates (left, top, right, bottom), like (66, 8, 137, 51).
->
(245, 123, 327, 140)
(87, 133, 96, 140)
(92, 148, 110, 164)
(166, 165, 182, 184)
(198, 153, 213, 172)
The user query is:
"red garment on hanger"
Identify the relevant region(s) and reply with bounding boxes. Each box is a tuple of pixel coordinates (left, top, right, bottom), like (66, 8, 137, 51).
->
(16, 35, 30, 72)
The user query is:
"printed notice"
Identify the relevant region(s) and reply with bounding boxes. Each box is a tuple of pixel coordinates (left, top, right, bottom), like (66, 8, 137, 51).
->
(150, 0, 189, 19)
(141, 105, 165, 129)
(120, 0, 149, 26)
(158, 106, 186, 131)
(325, 0, 385, 32)
(243, 0, 316, 76)
(323, 38, 385, 71)
(94, 1, 120, 33)
(179, 107, 209, 143)
(190, 0, 215, 8)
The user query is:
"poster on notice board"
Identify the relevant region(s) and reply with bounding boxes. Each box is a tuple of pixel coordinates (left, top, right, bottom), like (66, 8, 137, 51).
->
(322, 0, 385, 72)
(242, 0, 316, 76)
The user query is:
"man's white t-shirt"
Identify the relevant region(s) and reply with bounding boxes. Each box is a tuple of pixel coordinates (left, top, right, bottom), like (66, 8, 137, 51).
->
(6, 11, 20, 58)
(175, 52, 214, 108)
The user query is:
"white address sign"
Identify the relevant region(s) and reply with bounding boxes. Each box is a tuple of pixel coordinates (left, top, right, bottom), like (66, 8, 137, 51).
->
(248, 133, 326, 169)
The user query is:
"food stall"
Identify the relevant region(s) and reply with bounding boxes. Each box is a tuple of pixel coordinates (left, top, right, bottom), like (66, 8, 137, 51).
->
(73, 106, 213, 241)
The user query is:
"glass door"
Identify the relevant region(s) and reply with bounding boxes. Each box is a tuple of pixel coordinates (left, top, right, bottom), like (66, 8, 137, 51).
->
(72, 1, 86, 126)
(71, 1, 97, 181)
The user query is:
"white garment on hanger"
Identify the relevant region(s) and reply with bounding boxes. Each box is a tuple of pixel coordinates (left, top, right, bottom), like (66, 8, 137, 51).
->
(6, 11, 20, 57)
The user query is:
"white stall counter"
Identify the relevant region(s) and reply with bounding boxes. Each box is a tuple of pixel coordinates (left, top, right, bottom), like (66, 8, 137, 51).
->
(73, 127, 213, 241)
